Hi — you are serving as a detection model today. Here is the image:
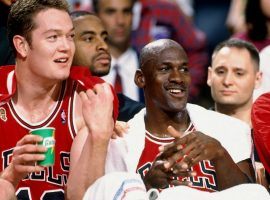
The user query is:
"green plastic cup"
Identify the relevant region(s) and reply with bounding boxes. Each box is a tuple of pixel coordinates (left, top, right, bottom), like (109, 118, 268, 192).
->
(30, 127, 55, 166)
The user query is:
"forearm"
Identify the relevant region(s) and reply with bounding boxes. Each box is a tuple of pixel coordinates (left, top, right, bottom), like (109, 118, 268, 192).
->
(213, 149, 252, 190)
(66, 136, 109, 200)
(0, 166, 20, 189)
(0, 178, 16, 200)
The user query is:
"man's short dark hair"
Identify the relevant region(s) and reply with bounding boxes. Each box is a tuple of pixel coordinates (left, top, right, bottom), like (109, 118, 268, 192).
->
(92, 0, 136, 13)
(212, 39, 260, 71)
(8, 0, 70, 54)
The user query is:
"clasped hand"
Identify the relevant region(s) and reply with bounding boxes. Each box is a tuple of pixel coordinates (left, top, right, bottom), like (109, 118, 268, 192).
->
(143, 126, 223, 190)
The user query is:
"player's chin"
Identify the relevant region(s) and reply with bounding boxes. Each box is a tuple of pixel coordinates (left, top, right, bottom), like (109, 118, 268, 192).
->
(54, 69, 70, 81)
(94, 64, 110, 76)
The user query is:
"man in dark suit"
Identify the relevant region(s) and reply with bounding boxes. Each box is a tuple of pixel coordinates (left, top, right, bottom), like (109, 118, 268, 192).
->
(71, 11, 144, 121)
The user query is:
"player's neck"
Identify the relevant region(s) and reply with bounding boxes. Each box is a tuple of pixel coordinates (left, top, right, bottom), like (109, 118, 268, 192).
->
(13, 67, 62, 123)
(215, 102, 252, 127)
(145, 108, 190, 137)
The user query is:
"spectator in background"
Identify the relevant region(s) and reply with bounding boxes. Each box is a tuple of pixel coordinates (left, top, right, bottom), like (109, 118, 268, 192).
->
(0, 0, 118, 199)
(0, 0, 14, 65)
(69, 39, 256, 200)
(207, 39, 270, 187)
(131, 0, 208, 102)
(70, 10, 144, 121)
(226, 0, 246, 34)
(232, 0, 270, 51)
(173, 0, 194, 21)
(92, 0, 143, 102)
(207, 39, 261, 127)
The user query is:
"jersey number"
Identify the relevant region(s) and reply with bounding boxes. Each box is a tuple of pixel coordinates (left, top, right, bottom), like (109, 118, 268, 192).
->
(17, 188, 64, 200)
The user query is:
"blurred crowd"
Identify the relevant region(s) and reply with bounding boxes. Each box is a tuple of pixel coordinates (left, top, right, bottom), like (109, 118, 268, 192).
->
(1, 0, 270, 199)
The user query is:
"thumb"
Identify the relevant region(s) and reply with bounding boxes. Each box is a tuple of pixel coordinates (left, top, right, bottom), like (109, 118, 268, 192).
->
(167, 125, 184, 138)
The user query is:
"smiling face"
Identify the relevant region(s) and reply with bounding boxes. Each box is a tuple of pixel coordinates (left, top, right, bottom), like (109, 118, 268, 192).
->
(137, 41, 191, 113)
(25, 8, 75, 81)
(72, 15, 111, 76)
(208, 46, 261, 107)
(97, 0, 133, 48)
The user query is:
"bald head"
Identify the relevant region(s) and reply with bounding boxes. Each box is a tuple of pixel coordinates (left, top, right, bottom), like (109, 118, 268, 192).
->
(139, 39, 185, 71)
(134, 39, 190, 113)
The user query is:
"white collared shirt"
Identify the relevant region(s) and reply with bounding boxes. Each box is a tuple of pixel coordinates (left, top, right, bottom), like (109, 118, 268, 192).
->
(102, 47, 140, 101)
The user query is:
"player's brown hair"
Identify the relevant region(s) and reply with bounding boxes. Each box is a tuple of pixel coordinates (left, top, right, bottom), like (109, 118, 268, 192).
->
(7, 0, 70, 55)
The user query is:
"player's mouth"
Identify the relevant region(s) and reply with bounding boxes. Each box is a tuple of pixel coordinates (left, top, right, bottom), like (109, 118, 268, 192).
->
(220, 90, 237, 96)
(54, 58, 69, 63)
(96, 53, 111, 65)
(166, 85, 187, 98)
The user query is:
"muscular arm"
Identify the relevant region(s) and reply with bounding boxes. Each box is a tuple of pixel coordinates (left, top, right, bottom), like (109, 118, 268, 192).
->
(0, 178, 16, 200)
(66, 83, 114, 200)
(160, 126, 255, 191)
(211, 150, 255, 190)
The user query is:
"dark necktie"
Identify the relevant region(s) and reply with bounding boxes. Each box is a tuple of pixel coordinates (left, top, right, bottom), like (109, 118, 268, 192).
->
(114, 64, 122, 93)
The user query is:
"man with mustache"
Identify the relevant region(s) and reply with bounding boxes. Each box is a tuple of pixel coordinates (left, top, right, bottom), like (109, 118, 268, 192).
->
(92, 0, 143, 102)
(0, 1, 118, 199)
(71, 10, 144, 121)
(121, 38, 255, 191)
(69, 39, 255, 199)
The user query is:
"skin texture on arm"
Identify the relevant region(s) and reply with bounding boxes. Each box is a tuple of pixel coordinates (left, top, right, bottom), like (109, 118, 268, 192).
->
(148, 126, 255, 190)
(0, 178, 16, 200)
(66, 83, 114, 200)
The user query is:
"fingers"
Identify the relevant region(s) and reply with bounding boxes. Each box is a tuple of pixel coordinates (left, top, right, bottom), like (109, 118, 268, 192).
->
(13, 144, 47, 156)
(170, 163, 197, 177)
(182, 148, 201, 166)
(169, 179, 192, 187)
(80, 83, 113, 102)
(14, 134, 47, 156)
(167, 126, 182, 137)
(16, 134, 43, 146)
(111, 133, 117, 139)
(92, 83, 113, 99)
(113, 121, 129, 138)
(12, 162, 45, 174)
(12, 153, 45, 166)
(159, 127, 195, 153)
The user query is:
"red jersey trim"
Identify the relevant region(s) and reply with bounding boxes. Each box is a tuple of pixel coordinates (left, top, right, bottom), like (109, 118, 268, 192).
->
(145, 123, 195, 145)
(68, 81, 78, 139)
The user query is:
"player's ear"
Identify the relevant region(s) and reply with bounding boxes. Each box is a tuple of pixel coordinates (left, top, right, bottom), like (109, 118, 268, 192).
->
(207, 66, 212, 86)
(134, 69, 145, 88)
(254, 71, 262, 89)
(13, 35, 29, 58)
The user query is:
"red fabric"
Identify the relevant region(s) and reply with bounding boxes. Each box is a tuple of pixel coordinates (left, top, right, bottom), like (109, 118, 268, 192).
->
(0, 66, 118, 121)
(0, 65, 16, 103)
(137, 124, 218, 192)
(0, 78, 75, 199)
(113, 66, 123, 94)
(251, 92, 270, 174)
(0, 65, 118, 199)
(70, 66, 119, 121)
